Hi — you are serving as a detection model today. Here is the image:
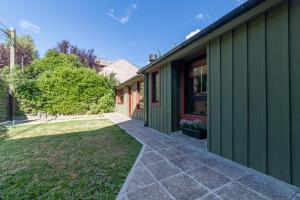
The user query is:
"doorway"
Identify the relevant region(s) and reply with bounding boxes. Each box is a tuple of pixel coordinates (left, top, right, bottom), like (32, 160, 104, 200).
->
(128, 86, 133, 117)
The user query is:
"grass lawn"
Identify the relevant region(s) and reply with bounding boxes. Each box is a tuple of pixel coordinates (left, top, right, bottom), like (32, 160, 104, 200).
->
(0, 119, 141, 199)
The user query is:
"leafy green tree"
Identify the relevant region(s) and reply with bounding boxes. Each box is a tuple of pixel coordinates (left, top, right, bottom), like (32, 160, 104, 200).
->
(54, 40, 100, 70)
(0, 66, 42, 113)
(37, 66, 113, 114)
(0, 35, 38, 68)
(25, 49, 83, 78)
(0, 50, 117, 115)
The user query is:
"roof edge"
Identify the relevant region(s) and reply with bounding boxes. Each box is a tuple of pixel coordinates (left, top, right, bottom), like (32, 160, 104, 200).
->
(116, 74, 144, 89)
(138, 0, 266, 74)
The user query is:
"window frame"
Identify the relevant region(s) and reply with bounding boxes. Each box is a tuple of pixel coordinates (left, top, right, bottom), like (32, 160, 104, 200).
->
(116, 88, 124, 104)
(151, 70, 160, 106)
(180, 55, 208, 122)
(185, 59, 207, 116)
(136, 81, 145, 110)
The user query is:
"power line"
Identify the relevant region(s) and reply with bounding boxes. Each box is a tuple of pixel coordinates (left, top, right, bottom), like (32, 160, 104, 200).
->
(0, 27, 9, 37)
(0, 10, 17, 46)
(0, 23, 16, 46)
(0, 35, 7, 42)
(0, 21, 9, 31)
(0, 30, 8, 42)
(0, 9, 17, 28)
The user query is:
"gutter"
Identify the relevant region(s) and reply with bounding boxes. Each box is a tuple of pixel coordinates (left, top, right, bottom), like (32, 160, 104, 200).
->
(116, 74, 143, 89)
(138, 0, 265, 74)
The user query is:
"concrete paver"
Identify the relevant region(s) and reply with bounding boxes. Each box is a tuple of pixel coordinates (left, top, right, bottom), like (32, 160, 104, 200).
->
(104, 113, 300, 200)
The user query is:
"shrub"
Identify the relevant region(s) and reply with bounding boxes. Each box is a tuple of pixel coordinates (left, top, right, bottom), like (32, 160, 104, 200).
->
(37, 66, 114, 115)
(0, 51, 117, 115)
(180, 119, 193, 129)
(180, 119, 207, 130)
(88, 93, 115, 114)
(98, 93, 115, 113)
(192, 120, 206, 130)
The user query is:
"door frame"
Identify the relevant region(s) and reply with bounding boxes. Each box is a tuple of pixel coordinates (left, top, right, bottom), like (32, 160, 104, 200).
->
(128, 86, 133, 117)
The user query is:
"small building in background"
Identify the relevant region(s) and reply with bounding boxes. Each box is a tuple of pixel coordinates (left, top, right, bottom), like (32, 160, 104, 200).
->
(115, 74, 144, 121)
(97, 59, 138, 84)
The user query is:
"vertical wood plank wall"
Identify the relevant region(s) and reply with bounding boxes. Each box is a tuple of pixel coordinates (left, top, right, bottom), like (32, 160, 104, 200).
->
(209, 38, 221, 155)
(171, 61, 182, 131)
(290, 0, 300, 187)
(131, 82, 145, 121)
(115, 87, 128, 116)
(209, 1, 300, 186)
(115, 82, 145, 121)
(147, 63, 172, 133)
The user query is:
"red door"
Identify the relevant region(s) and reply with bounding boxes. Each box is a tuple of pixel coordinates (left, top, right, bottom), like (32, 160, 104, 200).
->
(128, 86, 132, 117)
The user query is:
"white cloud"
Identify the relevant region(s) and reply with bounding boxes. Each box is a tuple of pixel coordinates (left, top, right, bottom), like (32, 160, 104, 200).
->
(195, 13, 205, 21)
(185, 29, 201, 40)
(108, 4, 138, 24)
(19, 20, 40, 33)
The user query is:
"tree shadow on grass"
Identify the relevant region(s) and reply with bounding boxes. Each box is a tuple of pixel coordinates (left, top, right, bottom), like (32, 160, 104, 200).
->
(0, 124, 8, 141)
(0, 121, 142, 200)
(7, 118, 57, 139)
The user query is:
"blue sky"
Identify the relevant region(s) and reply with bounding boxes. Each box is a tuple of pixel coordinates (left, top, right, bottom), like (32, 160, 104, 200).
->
(0, 0, 244, 67)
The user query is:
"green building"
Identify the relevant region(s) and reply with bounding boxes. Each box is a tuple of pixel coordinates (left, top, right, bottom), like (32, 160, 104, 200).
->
(116, 0, 300, 188)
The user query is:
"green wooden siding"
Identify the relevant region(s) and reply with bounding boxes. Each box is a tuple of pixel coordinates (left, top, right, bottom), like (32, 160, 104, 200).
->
(248, 14, 267, 173)
(115, 83, 145, 121)
(115, 87, 129, 116)
(147, 63, 172, 133)
(171, 61, 182, 131)
(232, 25, 248, 166)
(290, 0, 300, 187)
(266, 3, 290, 182)
(220, 32, 233, 160)
(208, 1, 300, 186)
(132, 82, 145, 121)
(209, 38, 221, 155)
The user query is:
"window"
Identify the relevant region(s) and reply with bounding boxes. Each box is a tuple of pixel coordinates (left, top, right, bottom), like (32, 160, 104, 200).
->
(151, 71, 160, 104)
(137, 81, 144, 109)
(117, 89, 124, 104)
(185, 59, 207, 115)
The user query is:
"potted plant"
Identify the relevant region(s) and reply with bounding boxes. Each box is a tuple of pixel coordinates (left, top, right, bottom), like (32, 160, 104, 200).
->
(180, 119, 207, 139)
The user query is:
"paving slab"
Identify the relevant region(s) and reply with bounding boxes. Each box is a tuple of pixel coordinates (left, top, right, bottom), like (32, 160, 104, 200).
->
(292, 193, 300, 200)
(141, 151, 164, 166)
(147, 140, 168, 150)
(175, 144, 202, 155)
(147, 160, 181, 181)
(215, 182, 268, 200)
(238, 173, 300, 200)
(169, 155, 203, 171)
(187, 166, 230, 190)
(127, 183, 173, 200)
(156, 148, 183, 160)
(161, 139, 183, 147)
(190, 150, 220, 165)
(201, 193, 222, 200)
(162, 174, 209, 200)
(104, 113, 300, 200)
(143, 145, 153, 153)
(204, 158, 251, 180)
(125, 164, 156, 194)
(120, 195, 128, 200)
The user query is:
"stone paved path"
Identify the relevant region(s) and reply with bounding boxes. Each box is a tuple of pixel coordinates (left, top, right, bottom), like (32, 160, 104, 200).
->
(104, 113, 300, 200)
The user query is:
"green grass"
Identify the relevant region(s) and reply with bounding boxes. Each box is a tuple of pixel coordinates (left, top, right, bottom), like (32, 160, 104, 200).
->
(0, 119, 141, 199)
